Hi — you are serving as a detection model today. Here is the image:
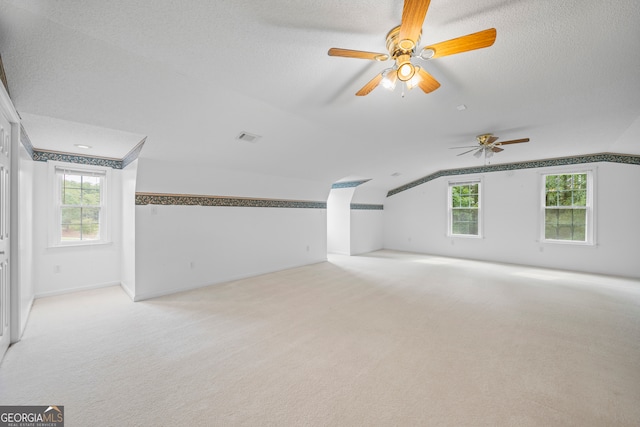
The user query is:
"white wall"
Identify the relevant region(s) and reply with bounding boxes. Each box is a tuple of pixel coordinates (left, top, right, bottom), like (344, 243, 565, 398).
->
(327, 187, 353, 255)
(350, 209, 384, 255)
(133, 158, 328, 300)
(350, 185, 386, 255)
(15, 145, 35, 336)
(384, 162, 640, 279)
(32, 161, 123, 297)
(120, 159, 137, 299)
(135, 204, 326, 300)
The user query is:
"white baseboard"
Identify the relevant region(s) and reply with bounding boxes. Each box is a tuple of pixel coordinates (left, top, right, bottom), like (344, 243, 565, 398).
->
(11, 296, 35, 344)
(133, 258, 328, 301)
(35, 281, 121, 299)
(120, 282, 135, 301)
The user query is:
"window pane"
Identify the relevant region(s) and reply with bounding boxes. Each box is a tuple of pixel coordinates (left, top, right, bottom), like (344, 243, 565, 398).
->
(452, 209, 478, 236)
(82, 207, 100, 225)
(544, 208, 587, 241)
(82, 188, 101, 205)
(544, 210, 559, 240)
(573, 209, 586, 225)
(62, 224, 82, 241)
(558, 191, 573, 206)
(61, 207, 81, 226)
(572, 190, 586, 206)
(557, 225, 573, 240)
(81, 223, 100, 240)
(82, 175, 100, 188)
(573, 226, 586, 241)
(63, 174, 82, 188)
(62, 187, 81, 205)
(557, 209, 574, 224)
(469, 221, 478, 235)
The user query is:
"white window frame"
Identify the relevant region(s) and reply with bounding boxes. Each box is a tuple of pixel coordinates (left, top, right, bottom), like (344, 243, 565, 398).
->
(540, 167, 596, 246)
(447, 177, 483, 238)
(49, 161, 111, 247)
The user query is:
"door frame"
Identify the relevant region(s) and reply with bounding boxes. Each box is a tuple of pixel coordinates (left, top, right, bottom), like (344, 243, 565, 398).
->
(0, 78, 21, 360)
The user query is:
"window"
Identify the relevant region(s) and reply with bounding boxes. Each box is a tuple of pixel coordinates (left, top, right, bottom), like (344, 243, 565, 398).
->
(542, 171, 593, 244)
(52, 164, 109, 245)
(449, 180, 481, 237)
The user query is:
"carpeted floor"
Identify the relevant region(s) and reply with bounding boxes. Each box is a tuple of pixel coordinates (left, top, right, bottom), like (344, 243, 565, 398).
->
(1, 250, 639, 426)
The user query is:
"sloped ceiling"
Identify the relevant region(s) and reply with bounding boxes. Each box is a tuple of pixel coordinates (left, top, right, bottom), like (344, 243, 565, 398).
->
(1, 0, 639, 191)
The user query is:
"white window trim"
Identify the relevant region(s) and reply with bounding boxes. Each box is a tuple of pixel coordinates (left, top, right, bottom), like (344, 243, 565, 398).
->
(48, 161, 112, 248)
(447, 177, 483, 238)
(539, 166, 596, 246)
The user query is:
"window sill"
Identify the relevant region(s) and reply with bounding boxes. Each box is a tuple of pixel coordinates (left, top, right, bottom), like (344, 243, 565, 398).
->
(541, 239, 594, 246)
(448, 234, 483, 239)
(48, 240, 113, 249)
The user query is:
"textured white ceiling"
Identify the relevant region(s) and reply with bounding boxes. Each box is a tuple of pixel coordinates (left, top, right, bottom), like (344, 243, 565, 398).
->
(1, 0, 639, 190)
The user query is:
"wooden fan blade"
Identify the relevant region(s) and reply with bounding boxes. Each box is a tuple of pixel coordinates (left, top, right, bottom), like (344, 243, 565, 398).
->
(356, 73, 384, 96)
(487, 136, 499, 145)
(399, 0, 431, 49)
(328, 48, 389, 61)
(491, 147, 504, 153)
(457, 148, 477, 156)
(497, 138, 530, 145)
(416, 67, 440, 93)
(422, 28, 496, 59)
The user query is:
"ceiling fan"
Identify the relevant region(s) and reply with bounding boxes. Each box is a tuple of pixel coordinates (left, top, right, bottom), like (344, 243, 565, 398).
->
(450, 133, 530, 158)
(327, 0, 497, 96)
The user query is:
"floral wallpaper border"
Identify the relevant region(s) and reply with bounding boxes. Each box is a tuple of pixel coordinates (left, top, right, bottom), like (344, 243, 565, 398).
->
(331, 179, 371, 189)
(136, 192, 327, 209)
(387, 152, 640, 197)
(32, 150, 123, 168)
(20, 124, 34, 157)
(351, 204, 384, 210)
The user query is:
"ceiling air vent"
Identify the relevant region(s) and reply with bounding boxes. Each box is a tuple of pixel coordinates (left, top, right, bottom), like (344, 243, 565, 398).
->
(236, 131, 261, 143)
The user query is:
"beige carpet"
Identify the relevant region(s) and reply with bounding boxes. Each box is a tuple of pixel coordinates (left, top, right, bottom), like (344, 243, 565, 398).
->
(1, 250, 639, 426)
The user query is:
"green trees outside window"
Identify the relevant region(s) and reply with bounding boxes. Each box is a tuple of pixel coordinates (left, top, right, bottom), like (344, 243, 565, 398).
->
(450, 182, 479, 235)
(544, 173, 588, 241)
(60, 172, 102, 241)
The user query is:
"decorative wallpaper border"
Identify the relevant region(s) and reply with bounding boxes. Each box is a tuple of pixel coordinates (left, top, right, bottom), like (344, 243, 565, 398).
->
(122, 137, 146, 168)
(351, 204, 384, 210)
(32, 150, 123, 169)
(332, 179, 371, 189)
(387, 152, 640, 197)
(136, 192, 327, 209)
(20, 124, 34, 157)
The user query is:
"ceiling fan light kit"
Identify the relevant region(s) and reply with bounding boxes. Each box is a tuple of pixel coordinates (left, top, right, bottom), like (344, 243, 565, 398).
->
(327, 0, 497, 96)
(451, 133, 530, 160)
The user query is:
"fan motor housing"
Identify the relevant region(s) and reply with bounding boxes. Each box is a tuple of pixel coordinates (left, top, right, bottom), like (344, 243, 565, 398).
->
(386, 25, 421, 58)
